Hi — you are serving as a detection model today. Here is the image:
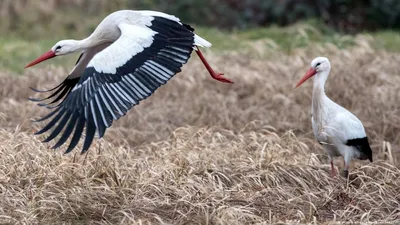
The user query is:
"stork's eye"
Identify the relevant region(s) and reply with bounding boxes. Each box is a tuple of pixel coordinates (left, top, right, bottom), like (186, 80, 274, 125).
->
(316, 63, 321, 67)
(55, 46, 62, 51)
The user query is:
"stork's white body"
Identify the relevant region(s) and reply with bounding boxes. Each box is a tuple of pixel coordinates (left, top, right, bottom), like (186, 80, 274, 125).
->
(311, 76, 366, 164)
(297, 57, 373, 177)
(26, 10, 232, 154)
(72, 10, 211, 76)
(75, 10, 211, 48)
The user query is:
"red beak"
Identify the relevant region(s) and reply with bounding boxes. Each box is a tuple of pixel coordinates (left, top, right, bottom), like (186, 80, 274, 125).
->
(295, 67, 317, 88)
(25, 50, 56, 68)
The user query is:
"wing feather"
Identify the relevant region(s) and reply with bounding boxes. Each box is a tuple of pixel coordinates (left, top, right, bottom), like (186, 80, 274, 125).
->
(33, 16, 196, 153)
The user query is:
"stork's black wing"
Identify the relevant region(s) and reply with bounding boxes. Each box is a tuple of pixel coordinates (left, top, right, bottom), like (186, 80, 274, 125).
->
(32, 16, 195, 154)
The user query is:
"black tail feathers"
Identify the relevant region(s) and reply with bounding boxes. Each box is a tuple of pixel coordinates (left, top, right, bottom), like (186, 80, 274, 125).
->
(346, 137, 373, 162)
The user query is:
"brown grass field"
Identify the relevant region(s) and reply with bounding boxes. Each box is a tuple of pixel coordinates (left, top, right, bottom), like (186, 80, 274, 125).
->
(0, 34, 400, 224)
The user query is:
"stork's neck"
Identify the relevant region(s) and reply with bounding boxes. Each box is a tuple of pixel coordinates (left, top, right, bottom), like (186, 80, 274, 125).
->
(312, 70, 330, 120)
(312, 70, 329, 96)
(76, 37, 101, 50)
(70, 33, 109, 52)
(72, 20, 119, 52)
(80, 24, 119, 49)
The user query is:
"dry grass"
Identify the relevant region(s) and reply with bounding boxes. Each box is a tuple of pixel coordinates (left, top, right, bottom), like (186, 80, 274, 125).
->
(0, 37, 400, 224)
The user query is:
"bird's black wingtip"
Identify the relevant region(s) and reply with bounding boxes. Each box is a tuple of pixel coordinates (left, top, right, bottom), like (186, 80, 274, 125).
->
(346, 137, 373, 162)
(30, 86, 48, 93)
(34, 130, 45, 135)
(28, 97, 43, 102)
(63, 148, 73, 155)
(38, 102, 49, 107)
(80, 148, 89, 155)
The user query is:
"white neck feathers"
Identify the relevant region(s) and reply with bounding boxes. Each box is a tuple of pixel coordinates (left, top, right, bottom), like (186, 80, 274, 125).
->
(312, 70, 330, 123)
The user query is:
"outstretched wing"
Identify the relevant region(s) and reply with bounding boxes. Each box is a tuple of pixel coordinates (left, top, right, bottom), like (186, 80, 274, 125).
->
(33, 16, 195, 154)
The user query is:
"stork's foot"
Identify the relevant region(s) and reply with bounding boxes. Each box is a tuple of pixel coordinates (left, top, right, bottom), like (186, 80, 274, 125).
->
(343, 169, 349, 179)
(211, 72, 233, 83)
(195, 48, 234, 84)
(330, 161, 337, 177)
(330, 168, 337, 177)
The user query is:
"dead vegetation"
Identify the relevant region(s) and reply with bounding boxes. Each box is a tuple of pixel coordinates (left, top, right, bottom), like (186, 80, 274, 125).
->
(0, 0, 126, 39)
(0, 37, 399, 224)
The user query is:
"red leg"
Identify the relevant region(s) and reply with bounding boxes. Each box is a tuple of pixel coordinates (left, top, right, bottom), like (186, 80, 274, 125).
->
(330, 160, 337, 177)
(195, 48, 233, 83)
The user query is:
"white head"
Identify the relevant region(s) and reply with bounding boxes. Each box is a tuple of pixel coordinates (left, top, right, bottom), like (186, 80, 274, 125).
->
(295, 57, 331, 88)
(310, 57, 330, 74)
(51, 40, 81, 56)
(25, 39, 81, 68)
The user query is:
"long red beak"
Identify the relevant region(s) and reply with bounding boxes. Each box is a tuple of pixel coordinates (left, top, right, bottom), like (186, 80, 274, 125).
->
(25, 50, 56, 68)
(295, 67, 317, 88)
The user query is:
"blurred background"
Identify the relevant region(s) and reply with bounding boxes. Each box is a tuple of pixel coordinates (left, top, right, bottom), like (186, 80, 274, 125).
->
(0, 0, 399, 144)
(1, 0, 400, 37)
(1, 0, 400, 73)
(0, 1, 399, 223)
(1, 0, 399, 141)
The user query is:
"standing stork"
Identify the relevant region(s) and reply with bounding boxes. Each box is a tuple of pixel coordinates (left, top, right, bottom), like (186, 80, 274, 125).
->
(25, 10, 233, 154)
(295, 57, 373, 178)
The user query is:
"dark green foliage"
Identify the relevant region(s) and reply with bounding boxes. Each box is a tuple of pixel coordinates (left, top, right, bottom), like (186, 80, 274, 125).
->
(1, 0, 399, 36)
(368, 0, 400, 28)
(128, 0, 400, 32)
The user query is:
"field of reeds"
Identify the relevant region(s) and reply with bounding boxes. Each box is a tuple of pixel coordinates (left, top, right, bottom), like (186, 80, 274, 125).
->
(0, 1, 399, 224)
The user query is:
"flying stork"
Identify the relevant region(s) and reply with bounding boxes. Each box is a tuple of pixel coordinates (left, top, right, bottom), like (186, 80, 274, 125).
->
(25, 10, 233, 154)
(295, 57, 373, 178)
